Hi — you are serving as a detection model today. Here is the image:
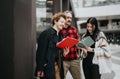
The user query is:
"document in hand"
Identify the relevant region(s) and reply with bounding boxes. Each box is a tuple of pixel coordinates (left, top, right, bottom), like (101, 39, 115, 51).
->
(78, 36, 94, 47)
(56, 37, 79, 48)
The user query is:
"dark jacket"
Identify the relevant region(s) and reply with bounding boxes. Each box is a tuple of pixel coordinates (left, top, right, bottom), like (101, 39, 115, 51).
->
(35, 27, 64, 79)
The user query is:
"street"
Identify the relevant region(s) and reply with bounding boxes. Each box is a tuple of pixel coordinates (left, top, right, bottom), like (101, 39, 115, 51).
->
(66, 45, 120, 79)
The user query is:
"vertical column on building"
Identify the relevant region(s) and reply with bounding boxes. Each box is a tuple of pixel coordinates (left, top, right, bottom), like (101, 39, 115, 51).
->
(53, 0, 61, 13)
(14, 0, 36, 79)
(0, 0, 14, 79)
(108, 19, 112, 29)
(0, 0, 36, 79)
(62, 0, 70, 11)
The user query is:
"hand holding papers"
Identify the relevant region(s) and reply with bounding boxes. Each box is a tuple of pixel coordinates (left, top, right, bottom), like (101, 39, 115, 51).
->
(78, 36, 94, 47)
(56, 37, 79, 48)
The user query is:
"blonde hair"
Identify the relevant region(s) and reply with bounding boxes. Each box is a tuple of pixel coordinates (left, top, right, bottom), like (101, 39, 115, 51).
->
(52, 12, 66, 25)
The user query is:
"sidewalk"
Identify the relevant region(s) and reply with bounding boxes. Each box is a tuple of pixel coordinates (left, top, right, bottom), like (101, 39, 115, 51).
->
(66, 44, 120, 79)
(109, 44, 120, 50)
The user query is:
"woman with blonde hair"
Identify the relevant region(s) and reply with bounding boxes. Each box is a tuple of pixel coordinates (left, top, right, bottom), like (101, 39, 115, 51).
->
(35, 12, 69, 79)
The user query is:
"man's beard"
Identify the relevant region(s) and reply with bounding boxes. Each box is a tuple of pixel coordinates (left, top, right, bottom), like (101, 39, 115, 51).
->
(67, 21, 71, 25)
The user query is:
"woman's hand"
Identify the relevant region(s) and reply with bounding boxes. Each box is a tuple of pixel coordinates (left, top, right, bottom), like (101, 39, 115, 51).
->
(37, 71, 44, 78)
(76, 44, 81, 49)
(85, 46, 94, 52)
(82, 48, 87, 54)
(63, 47, 69, 56)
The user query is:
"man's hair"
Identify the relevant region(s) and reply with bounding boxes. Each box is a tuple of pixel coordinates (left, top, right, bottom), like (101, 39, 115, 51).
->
(52, 12, 66, 25)
(63, 10, 72, 14)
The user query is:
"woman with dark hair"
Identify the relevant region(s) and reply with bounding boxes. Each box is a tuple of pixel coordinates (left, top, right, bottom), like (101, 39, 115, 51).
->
(78, 17, 112, 79)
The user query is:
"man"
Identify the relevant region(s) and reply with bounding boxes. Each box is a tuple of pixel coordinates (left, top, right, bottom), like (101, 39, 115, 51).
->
(60, 11, 82, 79)
(35, 12, 68, 79)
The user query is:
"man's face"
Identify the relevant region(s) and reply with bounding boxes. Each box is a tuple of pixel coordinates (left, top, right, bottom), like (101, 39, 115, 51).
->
(64, 13, 72, 28)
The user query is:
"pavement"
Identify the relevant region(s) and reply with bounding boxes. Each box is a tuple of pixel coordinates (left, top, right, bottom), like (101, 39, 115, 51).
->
(66, 44, 120, 79)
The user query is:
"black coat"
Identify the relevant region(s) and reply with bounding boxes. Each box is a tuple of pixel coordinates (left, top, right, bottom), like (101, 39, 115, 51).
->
(35, 27, 64, 79)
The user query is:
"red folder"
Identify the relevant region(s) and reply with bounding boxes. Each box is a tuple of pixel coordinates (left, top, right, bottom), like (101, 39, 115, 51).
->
(56, 37, 79, 48)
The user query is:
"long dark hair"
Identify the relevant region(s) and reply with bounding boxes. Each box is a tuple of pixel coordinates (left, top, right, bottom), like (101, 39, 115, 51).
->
(85, 17, 100, 39)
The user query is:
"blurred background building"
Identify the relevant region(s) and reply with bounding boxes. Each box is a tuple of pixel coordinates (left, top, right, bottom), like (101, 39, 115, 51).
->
(36, 0, 120, 45)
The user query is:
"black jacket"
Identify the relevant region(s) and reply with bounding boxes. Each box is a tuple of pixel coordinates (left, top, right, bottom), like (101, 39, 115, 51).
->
(35, 27, 64, 79)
